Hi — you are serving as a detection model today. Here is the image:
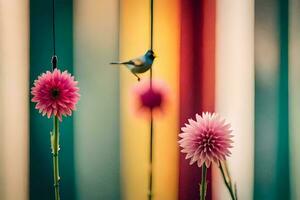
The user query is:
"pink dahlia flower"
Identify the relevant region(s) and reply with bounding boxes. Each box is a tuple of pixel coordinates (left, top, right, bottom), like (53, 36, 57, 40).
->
(31, 69, 80, 121)
(179, 112, 233, 168)
(133, 79, 168, 118)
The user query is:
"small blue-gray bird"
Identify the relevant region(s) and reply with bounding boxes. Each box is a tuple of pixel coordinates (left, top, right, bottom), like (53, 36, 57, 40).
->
(110, 50, 156, 81)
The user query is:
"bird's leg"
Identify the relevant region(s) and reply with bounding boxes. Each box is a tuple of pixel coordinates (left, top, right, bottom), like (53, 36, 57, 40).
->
(132, 72, 141, 81)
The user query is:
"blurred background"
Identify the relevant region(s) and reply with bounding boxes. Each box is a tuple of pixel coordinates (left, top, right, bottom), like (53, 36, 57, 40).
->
(0, 0, 299, 199)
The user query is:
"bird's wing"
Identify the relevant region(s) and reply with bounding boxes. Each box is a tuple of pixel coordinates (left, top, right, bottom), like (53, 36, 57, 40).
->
(131, 58, 144, 66)
(122, 57, 144, 66)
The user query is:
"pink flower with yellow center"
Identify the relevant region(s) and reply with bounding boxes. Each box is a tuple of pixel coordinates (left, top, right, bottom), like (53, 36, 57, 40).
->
(179, 112, 233, 168)
(31, 69, 80, 121)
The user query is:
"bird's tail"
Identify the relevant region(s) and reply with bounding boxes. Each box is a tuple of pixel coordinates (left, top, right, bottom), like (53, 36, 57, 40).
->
(110, 62, 122, 65)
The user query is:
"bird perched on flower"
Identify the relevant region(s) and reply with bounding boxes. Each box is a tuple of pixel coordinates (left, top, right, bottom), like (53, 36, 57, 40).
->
(179, 112, 233, 168)
(110, 50, 156, 81)
(31, 69, 80, 121)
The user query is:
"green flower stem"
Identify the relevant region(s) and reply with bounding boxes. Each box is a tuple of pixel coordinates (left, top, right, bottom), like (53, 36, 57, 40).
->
(200, 165, 207, 200)
(52, 116, 60, 200)
(219, 161, 237, 200)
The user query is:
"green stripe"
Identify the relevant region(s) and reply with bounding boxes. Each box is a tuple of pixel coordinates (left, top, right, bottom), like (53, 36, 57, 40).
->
(289, 0, 300, 198)
(73, 1, 120, 199)
(30, 0, 75, 199)
(254, 0, 290, 199)
(254, 1, 278, 199)
(276, 0, 290, 198)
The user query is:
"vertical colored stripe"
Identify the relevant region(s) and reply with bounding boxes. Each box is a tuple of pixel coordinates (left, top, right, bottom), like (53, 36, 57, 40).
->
(289, 0, 300, 198)
(254, 0, 279, 198)
(214, 0, 254, 199)
(30, 0, 75, 199)
(179, 0, 215, 199)
(153, 0, 180, 198)
(254, 0, 290, 198)
(73, 0, 120, 199)
(0, 1, 29, 199)
(277, 0, 290, 198)
(120, 0, 180, 199)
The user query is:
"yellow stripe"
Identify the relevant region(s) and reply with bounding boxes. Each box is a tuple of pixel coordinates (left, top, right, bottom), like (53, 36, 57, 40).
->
(120, 0, 180, 199)
(0, 1, 29, 199)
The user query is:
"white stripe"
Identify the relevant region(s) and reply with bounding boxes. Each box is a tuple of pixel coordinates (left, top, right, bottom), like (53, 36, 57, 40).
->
(0, 1, 29, 200)
(214, 0, 254, 199)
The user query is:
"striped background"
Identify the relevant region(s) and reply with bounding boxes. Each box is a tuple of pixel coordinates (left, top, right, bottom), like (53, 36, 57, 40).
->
(0, 0, 299, 199)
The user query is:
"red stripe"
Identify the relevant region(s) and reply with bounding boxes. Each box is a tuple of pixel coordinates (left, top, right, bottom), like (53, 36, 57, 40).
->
(179, 0, 216, 199)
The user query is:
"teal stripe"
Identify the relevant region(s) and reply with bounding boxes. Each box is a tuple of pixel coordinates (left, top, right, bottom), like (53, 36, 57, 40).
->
(254, 1, 278, 199)
(30, 0, 75, 199)
(277, 0, 290, 198)
(73, 1, 120, 199)
(289, 0, 300, 198)
(254, 0, 290, 199)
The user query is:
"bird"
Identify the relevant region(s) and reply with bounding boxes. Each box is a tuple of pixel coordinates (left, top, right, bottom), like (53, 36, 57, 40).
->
(110, 50, 156, 81)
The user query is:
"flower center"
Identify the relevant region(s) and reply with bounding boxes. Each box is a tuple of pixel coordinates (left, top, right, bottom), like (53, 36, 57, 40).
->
(200, 130, 216, 151)
(51, 88, 60, 99)
(140, 88, 162, 109)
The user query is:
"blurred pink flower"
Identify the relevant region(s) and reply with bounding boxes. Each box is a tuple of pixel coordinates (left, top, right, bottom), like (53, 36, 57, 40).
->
(133, 79, 168, 118)
(31, 69, 80, 121)
(179, 112, 233, 168)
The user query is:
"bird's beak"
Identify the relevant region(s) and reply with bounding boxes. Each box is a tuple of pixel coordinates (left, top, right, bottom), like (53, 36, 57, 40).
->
(153, 53, 157, 58)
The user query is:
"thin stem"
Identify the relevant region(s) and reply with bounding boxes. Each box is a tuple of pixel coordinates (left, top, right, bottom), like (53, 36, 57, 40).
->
(52, 0, 56, 55)
(200, 165, 207, 200)
(148, 0, 154, 198)
(234, 183, 238, 200)
(148, 0, 154, 199)
(150, 0, 154, 50)
(51, 0, 57, 70)
(224, 161, 232, 182)
(219, 161, 236, 200)
(148, 108, 154, 200)
(149, 0, 153, 86)
(52, 116, 60, 200)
